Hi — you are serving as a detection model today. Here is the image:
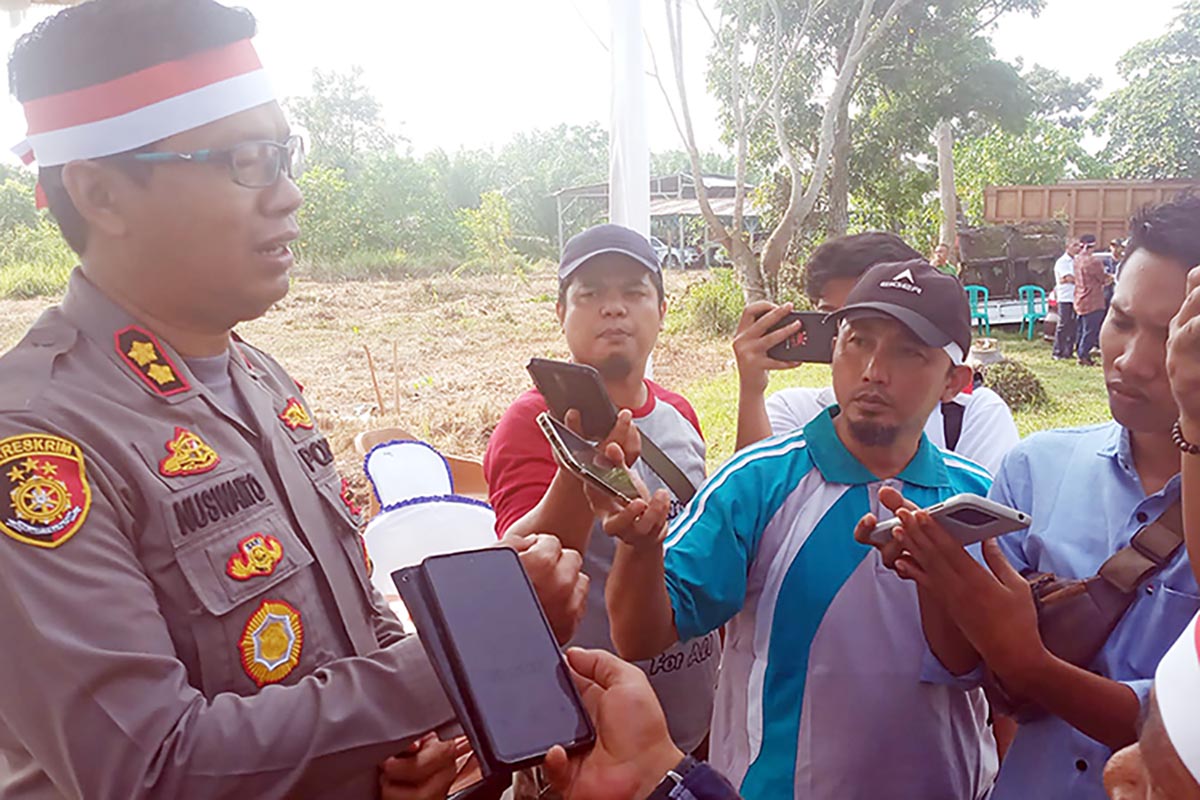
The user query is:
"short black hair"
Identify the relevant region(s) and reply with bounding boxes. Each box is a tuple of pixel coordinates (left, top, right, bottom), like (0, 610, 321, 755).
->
(557, 264, 665, 306)
(8, 0, 257, 255)
(803, 232, 923, 302)
(1079, 233, 1097, 245)
(1125, 194, 1200, 271)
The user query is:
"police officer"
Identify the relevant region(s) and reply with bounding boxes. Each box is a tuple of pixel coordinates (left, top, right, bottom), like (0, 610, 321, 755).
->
(0, 2, 586, 797)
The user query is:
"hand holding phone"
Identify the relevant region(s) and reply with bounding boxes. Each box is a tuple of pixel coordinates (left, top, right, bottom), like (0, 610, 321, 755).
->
(394, 549, 596, 776)
(538, 412, 640, 505)
(528, 359, 618, 440)
(764, 311, 836, 363)
(867, 494, 1031, 547)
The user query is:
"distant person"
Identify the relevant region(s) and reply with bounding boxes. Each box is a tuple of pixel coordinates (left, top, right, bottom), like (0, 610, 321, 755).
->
(1075, 234, 1108, 366)
(932, 242, 959, 276)
(1104, 239, 1126, 310)
(733, 232, 1020, 474)
(483, 224, 720, 767)
(1053, 236, 1084, 360)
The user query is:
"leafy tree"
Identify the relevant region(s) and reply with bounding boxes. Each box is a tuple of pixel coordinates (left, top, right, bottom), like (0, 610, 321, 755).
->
(287, 67, 396, 174)
(1094, 0, 1200, 180)
(954, 118, 1109, 222)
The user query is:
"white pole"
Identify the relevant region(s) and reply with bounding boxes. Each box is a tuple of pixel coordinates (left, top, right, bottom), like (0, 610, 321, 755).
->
(609, 0, 650, 237)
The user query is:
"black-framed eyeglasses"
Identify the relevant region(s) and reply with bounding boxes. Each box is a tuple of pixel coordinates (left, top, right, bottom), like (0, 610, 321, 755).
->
(116, 135, 305, 188)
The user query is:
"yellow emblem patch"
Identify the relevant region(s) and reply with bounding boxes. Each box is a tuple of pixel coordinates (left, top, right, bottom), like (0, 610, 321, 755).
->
(239, 599, 303, 686)
(226, 533, 285, 580)
(0, 434, 92, 548)
(159, 427, 221, 478)
(278, 397, 314, 431)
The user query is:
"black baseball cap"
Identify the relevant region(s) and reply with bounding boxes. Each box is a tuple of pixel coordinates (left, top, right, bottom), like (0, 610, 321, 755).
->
(827, 258, 972, 365)
(558, 223, 661, 283)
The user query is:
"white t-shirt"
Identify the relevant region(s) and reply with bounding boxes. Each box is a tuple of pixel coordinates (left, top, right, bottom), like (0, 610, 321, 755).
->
(765, 385, 1020, 475)
(1054, 253, 1076, 305)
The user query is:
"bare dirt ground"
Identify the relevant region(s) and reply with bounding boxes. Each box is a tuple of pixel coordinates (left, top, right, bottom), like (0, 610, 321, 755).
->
(0, 267, 731, 503)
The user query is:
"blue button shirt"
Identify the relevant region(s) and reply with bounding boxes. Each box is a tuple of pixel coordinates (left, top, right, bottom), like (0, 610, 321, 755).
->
(931, 422, 1199, 800)
(664, 408, 998, 799)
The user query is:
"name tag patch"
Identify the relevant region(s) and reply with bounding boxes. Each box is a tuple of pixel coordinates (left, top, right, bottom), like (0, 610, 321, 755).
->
(173, 473, 267, 536)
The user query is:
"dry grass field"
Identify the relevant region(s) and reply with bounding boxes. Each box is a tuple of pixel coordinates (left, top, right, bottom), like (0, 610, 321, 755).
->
(0, 266, 733, 503)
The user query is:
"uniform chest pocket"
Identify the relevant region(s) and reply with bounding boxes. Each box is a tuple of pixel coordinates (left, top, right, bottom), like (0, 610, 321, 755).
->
(172, 504, 314, 617)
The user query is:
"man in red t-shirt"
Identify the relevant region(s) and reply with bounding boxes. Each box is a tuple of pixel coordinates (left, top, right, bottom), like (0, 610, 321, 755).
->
(484, 224, 720, 759)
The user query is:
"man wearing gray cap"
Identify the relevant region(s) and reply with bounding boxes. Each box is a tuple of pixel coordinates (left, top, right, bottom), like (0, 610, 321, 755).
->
(600, 260, 998, 799)
(484, 224, 720, 767)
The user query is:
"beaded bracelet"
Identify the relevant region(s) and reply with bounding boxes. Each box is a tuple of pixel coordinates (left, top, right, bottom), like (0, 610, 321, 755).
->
(1173, 420, 1200, 455)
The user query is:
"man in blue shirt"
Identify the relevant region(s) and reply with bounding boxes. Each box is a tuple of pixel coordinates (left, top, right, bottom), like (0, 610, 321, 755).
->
(869, 195, 1200, 799)
(596, 260, 999, 799)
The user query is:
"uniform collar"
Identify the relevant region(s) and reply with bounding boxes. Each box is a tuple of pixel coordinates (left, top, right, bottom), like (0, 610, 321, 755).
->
(804, 405, 951, 488)
(58, 267, 252, 405)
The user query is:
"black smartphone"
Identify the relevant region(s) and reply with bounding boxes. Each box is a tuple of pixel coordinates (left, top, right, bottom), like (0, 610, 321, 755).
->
(395, 548, 595, 772)
(537, 412, 638, 504)
(766, 311, 837, 363)
(527, 358, 618, 440)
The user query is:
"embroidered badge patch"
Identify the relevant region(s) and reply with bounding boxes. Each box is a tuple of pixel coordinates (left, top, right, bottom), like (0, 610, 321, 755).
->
(159, 427, 221, 478)
(278, 398, 314, 431)
(115, 326, 190, 397)
(239, 599, 303, 686)
(0, 434, 92, 548)
(226, 533, 284, 580)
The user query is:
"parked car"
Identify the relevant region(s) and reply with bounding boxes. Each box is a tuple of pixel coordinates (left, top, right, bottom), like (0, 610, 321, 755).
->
(650, 236, 687, 269)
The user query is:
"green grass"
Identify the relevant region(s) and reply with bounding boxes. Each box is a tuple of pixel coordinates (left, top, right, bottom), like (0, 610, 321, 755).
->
(0, 260, 72, 299)
(683, 330, 1111, 471)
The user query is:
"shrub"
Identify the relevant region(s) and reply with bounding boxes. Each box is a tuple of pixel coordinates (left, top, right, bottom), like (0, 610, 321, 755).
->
(669, 268, 744, 336)
(0, 218, 75, 298)
(983, 358, 1049, 411)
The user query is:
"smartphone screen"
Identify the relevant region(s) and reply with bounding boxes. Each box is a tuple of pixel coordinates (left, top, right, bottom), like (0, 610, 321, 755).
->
(542, 414, 640, 501)
(766, 311, 836, 363)
(423, 549, 594, 765)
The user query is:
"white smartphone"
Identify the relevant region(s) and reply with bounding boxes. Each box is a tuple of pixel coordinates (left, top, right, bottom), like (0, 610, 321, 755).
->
(868, 493, 1031, 547)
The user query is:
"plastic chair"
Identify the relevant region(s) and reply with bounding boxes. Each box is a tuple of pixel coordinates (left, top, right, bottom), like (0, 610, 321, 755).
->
(354, 427, 489, 518)
(965, 285, 991, 336)
(1018, 285, 1049, 340)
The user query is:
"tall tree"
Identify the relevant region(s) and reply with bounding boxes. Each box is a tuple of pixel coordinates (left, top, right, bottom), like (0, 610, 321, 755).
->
(1094, 0, 1200, 180)
(658, 0, 917, 303)
(287, 67, 397, 174)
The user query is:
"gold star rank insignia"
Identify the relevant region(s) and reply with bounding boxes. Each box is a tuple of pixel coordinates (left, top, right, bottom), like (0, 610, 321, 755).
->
(126, 340, 158, 367)
(0, 433, 92, 549)
(239, 600, 303, 686)
(115, 326, 191, 397)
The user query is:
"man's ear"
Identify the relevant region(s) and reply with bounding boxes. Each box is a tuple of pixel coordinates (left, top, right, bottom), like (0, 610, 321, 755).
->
(60, 160, 133, 239)
(941, 363, 974, 402)
(555, 301, 566, 330)
(659, 299, 667, 330)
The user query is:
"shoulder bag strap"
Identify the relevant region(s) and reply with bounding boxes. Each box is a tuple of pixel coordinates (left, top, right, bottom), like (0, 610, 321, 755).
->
(635, 426, 697, 505)
(1097, 500, 1185, 595)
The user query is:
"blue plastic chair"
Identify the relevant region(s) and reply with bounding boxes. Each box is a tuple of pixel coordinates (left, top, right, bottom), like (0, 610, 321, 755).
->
(1018, 285, 1048, 340)
(965, 285, 991, 336)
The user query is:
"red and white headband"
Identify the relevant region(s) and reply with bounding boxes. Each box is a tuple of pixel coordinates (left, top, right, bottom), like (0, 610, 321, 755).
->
(1157, 611, 1200, 785)
(16, 38, 274, 168)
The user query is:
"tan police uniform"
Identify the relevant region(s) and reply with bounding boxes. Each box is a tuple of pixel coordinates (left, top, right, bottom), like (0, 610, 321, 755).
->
(0, 269, 455, 798)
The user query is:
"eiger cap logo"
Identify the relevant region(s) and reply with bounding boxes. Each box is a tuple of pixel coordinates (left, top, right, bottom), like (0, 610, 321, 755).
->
(879, 267, 922, 294)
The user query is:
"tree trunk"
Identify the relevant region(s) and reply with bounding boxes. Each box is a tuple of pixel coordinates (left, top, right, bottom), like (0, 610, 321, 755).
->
(827, 97, 852, 237)
(935, 118, 957, 256)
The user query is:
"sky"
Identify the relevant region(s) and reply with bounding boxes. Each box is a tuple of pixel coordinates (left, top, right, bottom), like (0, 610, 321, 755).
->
(0, 0, 1182, 166)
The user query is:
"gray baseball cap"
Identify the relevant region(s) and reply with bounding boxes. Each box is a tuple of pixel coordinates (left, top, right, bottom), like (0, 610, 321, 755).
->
(558, 224, 661, 283)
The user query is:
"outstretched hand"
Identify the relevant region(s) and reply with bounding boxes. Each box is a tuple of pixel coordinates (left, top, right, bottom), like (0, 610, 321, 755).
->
(543, 648, 684, 800)
(1168, 265, 1200, 434)
(580, 440, 671, 552)
(733, 301, 804, 396)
